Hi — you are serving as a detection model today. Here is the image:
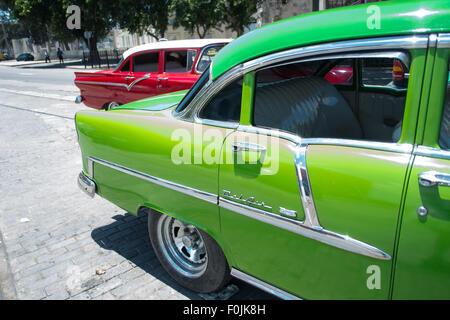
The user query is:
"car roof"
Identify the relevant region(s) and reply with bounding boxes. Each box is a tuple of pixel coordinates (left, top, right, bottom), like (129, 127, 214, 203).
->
(122, 38, 232, 60)
(211, 0, 450, 80)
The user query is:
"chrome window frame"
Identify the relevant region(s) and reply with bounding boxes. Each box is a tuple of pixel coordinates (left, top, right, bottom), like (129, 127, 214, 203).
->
(437, 33, 450, 49)
(176, 63, 244, 129)
(175, 35, 427, 135)
(249, 50, 412, 146)
(255, 51, 410, 73)
(413, 33, 450, 161)
(162, 48, 195, 74)
(414, 146, 450, 161)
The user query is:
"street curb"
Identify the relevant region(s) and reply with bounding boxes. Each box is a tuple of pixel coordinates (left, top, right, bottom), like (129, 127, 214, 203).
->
(0, 230, 18, 300)
(0, 59, 82, 68)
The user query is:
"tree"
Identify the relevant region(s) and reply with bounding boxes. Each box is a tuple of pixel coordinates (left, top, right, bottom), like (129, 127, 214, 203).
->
(4, 0, 118, 57)
(117, 0, 171, 41)
(58, 0, 117, 55)
(2, 0, 54, 45)
(218, 0, 262, 37)
(170, 0, 222, 38)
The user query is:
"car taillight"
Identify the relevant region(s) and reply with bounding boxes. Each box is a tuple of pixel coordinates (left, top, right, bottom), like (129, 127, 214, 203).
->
(393, 60, 404, 81)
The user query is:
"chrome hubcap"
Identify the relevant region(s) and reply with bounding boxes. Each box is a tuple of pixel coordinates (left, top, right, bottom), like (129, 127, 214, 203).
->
(107, 102, 120, 110)
(157, 215, 207, 278)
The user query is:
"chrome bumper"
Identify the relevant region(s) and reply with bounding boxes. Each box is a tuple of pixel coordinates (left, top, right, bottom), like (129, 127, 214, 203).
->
(77, 171, 96, 198)
(75, 95, 83, 104)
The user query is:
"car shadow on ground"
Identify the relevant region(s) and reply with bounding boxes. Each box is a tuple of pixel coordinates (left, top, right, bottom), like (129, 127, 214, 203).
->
(91, 212, 276, 300)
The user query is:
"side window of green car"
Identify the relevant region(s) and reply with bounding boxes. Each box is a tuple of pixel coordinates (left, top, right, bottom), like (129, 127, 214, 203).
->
(199, 77, 243, 122)
(252, 53, 409, 143)
(439, 64, 450, 150)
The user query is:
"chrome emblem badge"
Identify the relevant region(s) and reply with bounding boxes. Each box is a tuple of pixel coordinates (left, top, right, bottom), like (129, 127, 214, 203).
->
(279, 207, 297, 218)
(222, 190, 272, 210)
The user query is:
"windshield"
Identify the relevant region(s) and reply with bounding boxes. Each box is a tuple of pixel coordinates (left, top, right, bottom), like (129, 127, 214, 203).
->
(175, 66, 210, 113)
(196, 44, 224, 73)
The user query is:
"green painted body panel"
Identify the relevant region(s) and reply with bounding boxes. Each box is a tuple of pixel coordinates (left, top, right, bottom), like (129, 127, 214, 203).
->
(212, 0, 450, 80)
(307, 146, 410, 260)
(393, 156, 450, 299)
(219, 139, 407, 299)
(113, 90, 188, 111)
(77, 107, 220, 197)
(399, 49, 428, 145)
(422, 48, 450, 148)
(76, 108, 236, 264)
(393, 46, 450, 299)
(240, 73, 255, 126)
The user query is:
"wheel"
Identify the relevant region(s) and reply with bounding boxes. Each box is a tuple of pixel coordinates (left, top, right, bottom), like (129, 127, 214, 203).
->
(106, 101, 120, 110)
(148, 211, 231, 293)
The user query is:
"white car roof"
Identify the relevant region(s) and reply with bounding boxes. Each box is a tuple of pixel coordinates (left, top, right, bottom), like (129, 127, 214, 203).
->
(122, 39, 232, 60)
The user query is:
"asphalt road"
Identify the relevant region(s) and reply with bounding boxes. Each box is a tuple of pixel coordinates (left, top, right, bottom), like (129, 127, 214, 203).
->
(0, 65, 273, 300)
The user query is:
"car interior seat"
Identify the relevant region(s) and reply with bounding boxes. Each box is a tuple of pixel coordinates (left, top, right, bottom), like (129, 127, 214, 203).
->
(254, 76, 363, 140)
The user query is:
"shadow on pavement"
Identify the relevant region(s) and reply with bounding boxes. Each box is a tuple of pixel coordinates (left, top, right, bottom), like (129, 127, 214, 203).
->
(91, 212, 276, 300)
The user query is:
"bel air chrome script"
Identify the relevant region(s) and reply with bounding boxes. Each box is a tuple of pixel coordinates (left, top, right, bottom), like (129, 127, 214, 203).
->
(222, 190, 272, 210)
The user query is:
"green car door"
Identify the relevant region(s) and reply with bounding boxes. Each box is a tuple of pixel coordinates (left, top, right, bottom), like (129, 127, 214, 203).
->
(393, 36, 450, 299)
(218, 40, 428, 299)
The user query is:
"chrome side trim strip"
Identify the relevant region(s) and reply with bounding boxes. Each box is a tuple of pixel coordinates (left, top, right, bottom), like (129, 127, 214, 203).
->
(76, 76, 152, 92)
(88, 155, 390, 260)
(127, 73, 151, 91)
(87, 158, 94, 178)
(237, 125, 301, 145)
(75, 81, 126, 88)
(140, 93, 186, 103)
(87, 156, 218, 204)
(230, 268, 301, 300)
(295, 144, 321, 228)
(414, 146, 450, 160)
(429, 34, 438, 49)
(302, 138, 414, 154)
(437, 33, 450, 48)
(195, 118, 239, 129)
(219, 197, 391, 261)
(237, 125, 413, 154)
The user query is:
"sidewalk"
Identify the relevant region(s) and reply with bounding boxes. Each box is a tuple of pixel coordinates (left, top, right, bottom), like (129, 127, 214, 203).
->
(0, 60, 105, 71)
(0, 59, 81, 67)
(22, 63, 103, 71)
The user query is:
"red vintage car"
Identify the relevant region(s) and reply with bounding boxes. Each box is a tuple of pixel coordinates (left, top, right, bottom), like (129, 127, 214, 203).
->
(74, 39, 231, 109)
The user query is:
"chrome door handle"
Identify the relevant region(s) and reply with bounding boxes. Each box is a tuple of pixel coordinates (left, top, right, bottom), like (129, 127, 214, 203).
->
(125, 76, 135, 80)
(418, 171, 450, 187)
(231, 142, 266, 153)
(157, 77, 168, 88)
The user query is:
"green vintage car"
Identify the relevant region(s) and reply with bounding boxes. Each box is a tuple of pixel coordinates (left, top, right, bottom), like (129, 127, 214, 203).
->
(76, 0, 450, 299)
